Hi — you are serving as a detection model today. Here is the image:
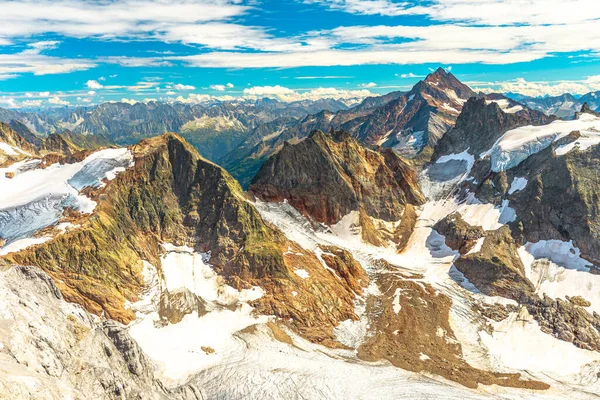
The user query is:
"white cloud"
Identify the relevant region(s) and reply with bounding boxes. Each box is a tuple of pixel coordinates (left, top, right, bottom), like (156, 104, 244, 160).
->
(86, 80, 103, 89)
(242, 85, 373, 102)
(38, 91, 50, 97)
(0, 42, 94, 78)
(0, 1, 248, 39)
(396, 72, 421, 78)
(210, 83, 234, 91)
(22, 99, 42, 107)
(0, 96, 17, 108)
(87, 90, 97, 95)
(307, 0, 600, 25)
(47, 96, 70, 106)
(304, 0, 415, 17)
(359, 82, 377, 88)
(474, 76, 600, 97)
(173, 83, 196, 91)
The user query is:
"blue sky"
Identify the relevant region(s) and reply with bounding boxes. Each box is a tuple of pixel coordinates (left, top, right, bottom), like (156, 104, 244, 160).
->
(1, 0, 600, 108)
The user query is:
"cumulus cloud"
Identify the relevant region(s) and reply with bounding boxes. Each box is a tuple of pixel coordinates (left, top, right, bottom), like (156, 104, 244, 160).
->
(359, 82, 377, 88)
(396, 72, 421, 78)
(210, 83, 233, 91)
(22, 99, 42, 107)
(48, 96, 70, 106)
(242, 85, 373, 102)
(474, 76, 600, 97)
(86, 80, 103, 89)
(173, 83, 196, 91)
(0, 96, 17, 108)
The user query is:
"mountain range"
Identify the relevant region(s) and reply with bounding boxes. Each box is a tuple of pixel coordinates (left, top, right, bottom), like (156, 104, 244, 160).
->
(3, 70, 600, 399)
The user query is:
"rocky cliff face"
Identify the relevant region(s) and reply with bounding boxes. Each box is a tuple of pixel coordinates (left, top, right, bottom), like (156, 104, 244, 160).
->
(4, 132, 368, 344)
(0, 122, 38, 165)
(0, 265, 201, 400)
(344, 68, 475, 161)
(431, 97, 555, 163)
(248, 130, 425, 246)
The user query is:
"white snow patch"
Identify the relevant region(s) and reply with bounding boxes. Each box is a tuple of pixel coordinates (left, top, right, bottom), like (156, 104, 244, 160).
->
(489, 113, 600, 171)
(392, 288, 403, 313)
(457, 197, 515, 231)
(480, 309, 600, 376)
(465, 237, 485, 255)
(293, 269, 310, 279)
(0, 142, 19, 156)
(522, 240, 591, 272)
(507, 177, 528, 195)
(0, 236, 52, 255)
(128, 245, 269, 384)
(441, 102, 459, 114)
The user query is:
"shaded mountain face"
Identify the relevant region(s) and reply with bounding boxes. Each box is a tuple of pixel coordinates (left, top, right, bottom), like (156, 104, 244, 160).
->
(0, 122, 38, 165)
(222, 71, 472, 187)
(427, 102, 600, 355)
(223, 110, 338, 188)
(2, 132, 369, 345)
(249, 130, 425, 247)
(344, 68, 475, 160)
(432, 97, 555, 162)
(517, 93, 582, 118)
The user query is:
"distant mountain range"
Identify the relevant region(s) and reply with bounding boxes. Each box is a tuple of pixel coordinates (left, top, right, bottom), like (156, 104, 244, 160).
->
(2, 71, 597, 190)
(506, 91, 600, 118)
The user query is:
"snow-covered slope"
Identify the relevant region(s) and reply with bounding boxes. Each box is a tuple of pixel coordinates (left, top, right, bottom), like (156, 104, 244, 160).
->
(0, 148, 132, 253)
(488, 112, 600, 171)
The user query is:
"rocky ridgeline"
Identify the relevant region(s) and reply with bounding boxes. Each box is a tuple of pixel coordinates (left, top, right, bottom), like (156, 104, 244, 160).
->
(3, 132, 370, 345)
(249, 129, 425, 246)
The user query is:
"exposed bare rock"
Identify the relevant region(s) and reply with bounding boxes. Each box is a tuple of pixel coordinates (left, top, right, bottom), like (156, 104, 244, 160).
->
(158, 289, 208, 324)
(0, 265, 200, 400)
(431, 97, 555, 164)
(524, 294, 600, 351)
(357, 271, 547, 390)
(249, 129, 425, 226)
(453, 226, 535, 300)
(346, 67, 476, 159)
(4, 133, 368, 345)
(433, 212, 484, 254)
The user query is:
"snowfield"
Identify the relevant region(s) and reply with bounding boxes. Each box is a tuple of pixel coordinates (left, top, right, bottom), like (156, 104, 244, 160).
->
(488, 113, 600, 172)
(0, 148, 132, 252)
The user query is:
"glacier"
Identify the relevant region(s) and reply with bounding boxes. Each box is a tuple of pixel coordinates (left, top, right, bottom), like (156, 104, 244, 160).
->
(488, 113, 600, 172)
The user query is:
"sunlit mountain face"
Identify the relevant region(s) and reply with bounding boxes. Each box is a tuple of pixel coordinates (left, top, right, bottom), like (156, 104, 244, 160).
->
(2, 1, 600, 399)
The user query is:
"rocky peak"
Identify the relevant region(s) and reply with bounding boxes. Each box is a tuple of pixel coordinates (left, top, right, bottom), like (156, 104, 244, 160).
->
(248, 129, 425, 229)
(576, 102, 600, 118)
(40, 132, 82, 155)
(432, 97, 555, 162)
(8, 120, 43, 148)
(345, 69, 476, 160)
(421, 67, 474, 98)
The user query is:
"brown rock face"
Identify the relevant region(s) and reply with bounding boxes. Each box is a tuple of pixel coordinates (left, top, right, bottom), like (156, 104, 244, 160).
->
(249, 130, 425, 226)
(357, 270, 548, 390)
(5, 133, 368, 344)
(346, 68, 476, 159)
(453, 227, 535, 300)
(433, 212, 484, 254)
